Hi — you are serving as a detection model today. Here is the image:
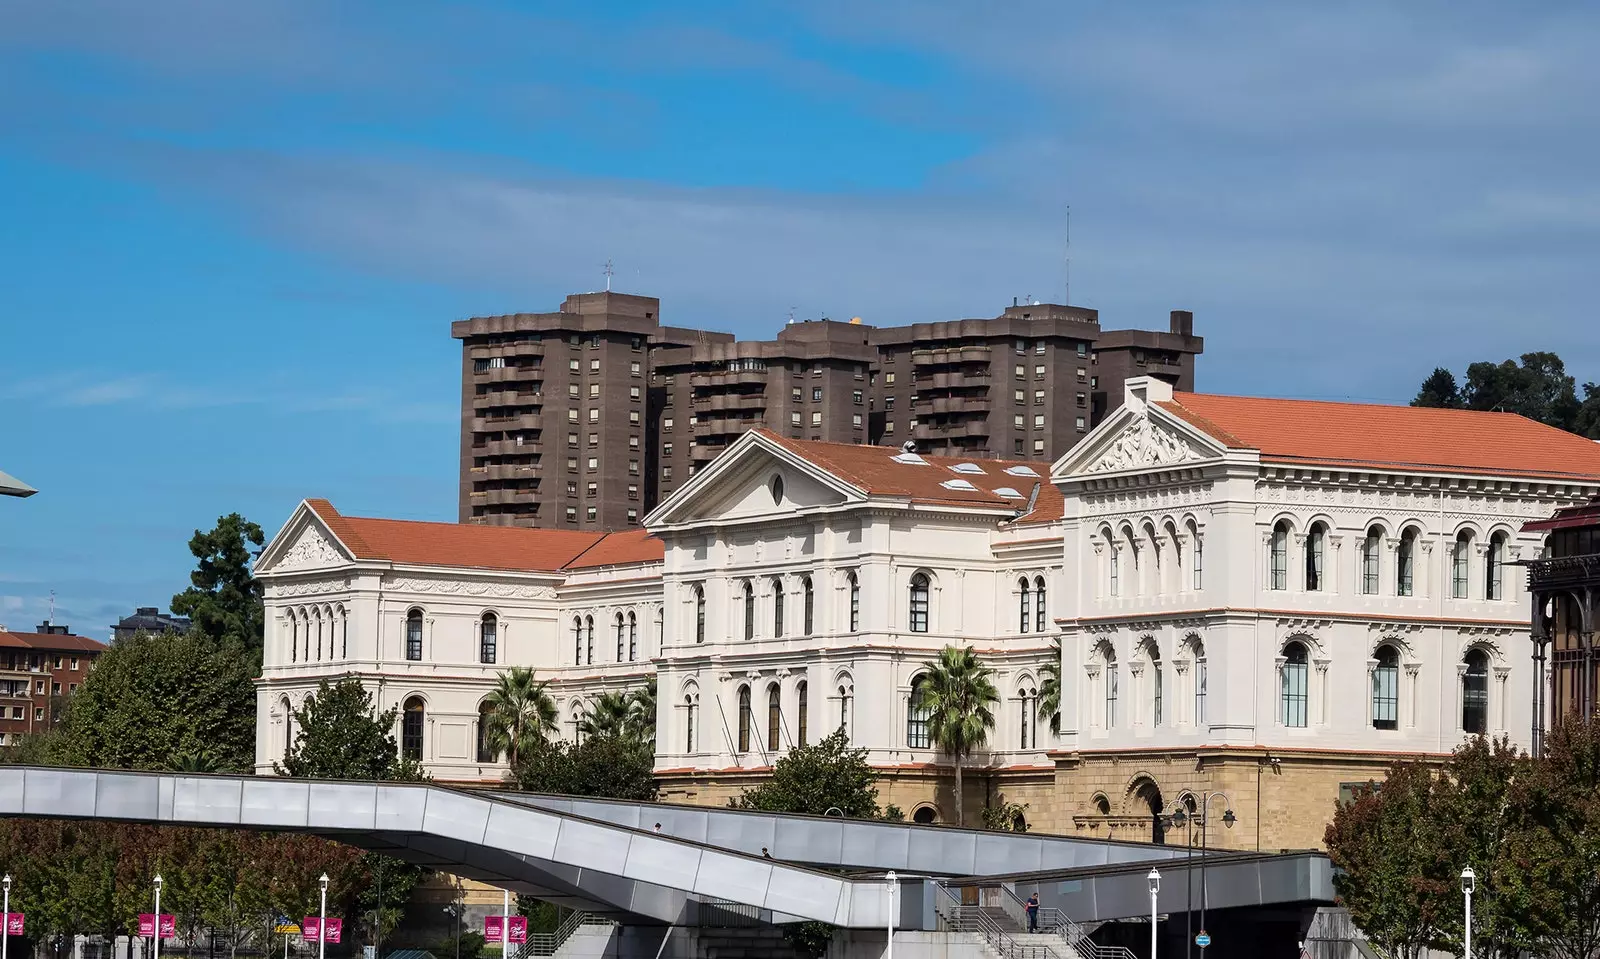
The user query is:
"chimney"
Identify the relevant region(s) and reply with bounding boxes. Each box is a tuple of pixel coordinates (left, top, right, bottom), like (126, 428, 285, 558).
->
(137, 607, 158, 616)
(37, 621, 68, 635)
(1169, 310, 1194, 336)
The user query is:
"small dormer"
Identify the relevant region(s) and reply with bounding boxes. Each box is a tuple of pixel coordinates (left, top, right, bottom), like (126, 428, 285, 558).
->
(992, 487, 1024, 499)
(939, 479, 978, 491)
(950, 463, 986, 475)
(1004, 465, 1040, 477)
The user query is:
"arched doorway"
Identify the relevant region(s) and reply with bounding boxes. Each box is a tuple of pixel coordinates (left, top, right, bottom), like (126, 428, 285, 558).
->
(1132, 778, 1166, 844)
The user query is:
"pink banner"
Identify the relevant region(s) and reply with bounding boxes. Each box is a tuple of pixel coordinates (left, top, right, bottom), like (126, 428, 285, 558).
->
(303, 918, 342, 944)
(137, 914, 176, 939)
(4, 913, 22, 936)
(483, 915, 527, 944)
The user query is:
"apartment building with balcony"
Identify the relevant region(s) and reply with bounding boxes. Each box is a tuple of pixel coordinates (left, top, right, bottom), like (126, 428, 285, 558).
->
(0, 622, 106, 745)
(455, 292, 1200, 531)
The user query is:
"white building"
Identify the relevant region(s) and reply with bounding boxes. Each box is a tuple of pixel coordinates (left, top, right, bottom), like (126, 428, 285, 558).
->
(254, 380, 1600, 848)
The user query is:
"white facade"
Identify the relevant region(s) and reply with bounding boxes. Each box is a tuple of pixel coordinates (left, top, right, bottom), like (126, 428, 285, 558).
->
(1050, 378, 1596, 761)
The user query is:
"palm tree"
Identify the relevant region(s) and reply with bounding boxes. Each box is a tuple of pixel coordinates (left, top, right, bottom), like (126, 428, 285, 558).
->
(920, 645, 999, 827)
(1037, 639, 1063, 736)
(580, 691, 636, 740)
(482, 667, 558, 767)
(627, 676, 657, 745)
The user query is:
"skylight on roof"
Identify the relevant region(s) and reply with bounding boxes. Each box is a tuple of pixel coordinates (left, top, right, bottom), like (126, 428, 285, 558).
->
(1004, 465, 1041, 477)
(950, 462, 986, 475)
(940, 479, 978, 491)
(993, 487, 1024, 498)
(891, 452, 928, 465)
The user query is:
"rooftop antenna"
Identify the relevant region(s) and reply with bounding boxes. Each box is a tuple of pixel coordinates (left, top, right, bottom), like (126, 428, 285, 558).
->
(47, 590, 55, 625)
(787, 307, 796, 326)
(603, 258, 614, 292)
(1063, 204, 1071, 305)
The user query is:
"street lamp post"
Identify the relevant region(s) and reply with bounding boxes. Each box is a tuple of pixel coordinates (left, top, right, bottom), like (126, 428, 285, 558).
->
(885, 872, 897, 959)
(153, 875, 164, 959)
(1147, 869, 1161, 959)
(318, 874, 329, 959)
(1167, 808, 1195, 959)
(1195, 793, 1234, 950)
(3, 872, 12, 959)
(1461, 867, 1476, 959)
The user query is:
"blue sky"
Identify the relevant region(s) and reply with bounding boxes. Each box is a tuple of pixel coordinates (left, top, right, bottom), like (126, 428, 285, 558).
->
(3, 1, 1599, 638)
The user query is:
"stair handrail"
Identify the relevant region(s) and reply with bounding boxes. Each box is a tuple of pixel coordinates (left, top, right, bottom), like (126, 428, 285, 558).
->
(520, 910, 615, 958)
(996, 886, 1135, 959)
(934, 883, 1064, 959)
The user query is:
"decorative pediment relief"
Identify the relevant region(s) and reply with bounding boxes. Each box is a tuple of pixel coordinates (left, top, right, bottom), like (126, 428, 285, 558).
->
(268, 524, 345, 572)
(1083, 415, 1204, 475)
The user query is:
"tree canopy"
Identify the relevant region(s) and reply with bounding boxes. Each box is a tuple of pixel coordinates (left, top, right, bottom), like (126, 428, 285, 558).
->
(1412, 352, 1600, 437)
(508, 736, 657, 801)
(919, 645, 999, 827)
(481, 667, 559, 767)
(732, 728, 885, 818)
(170, 513, 266, 649)
(276, 678, 424, 782)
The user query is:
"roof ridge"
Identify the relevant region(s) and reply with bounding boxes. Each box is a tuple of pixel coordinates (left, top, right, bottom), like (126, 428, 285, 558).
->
(560, 531, 623, 569)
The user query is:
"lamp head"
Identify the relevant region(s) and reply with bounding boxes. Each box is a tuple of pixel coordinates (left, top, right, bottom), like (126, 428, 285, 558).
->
(1147, 868, 1161, 894)
(320, 873, 330, 891)
(1222, 808, 1237, 829)
(153, 874, 163, 890)
(3, 874, 10, 891)
(1461, 867, 1476, 895)
(1169, 808, 1188, 828)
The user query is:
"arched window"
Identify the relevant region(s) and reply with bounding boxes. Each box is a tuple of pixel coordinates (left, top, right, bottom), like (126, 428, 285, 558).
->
(573, 617, 584, 664)
(1463, 649, 1490, 734)
(743, 581, 755, 640)
(1270, 521, 1290, 590)
(1453, 530, 1474, 599)
(401, 696, 425, 761)
(1104, 648, 1119, 728)
(289, 614, 299, 663)
(340, 608, 348, 659)
(912, 806, 938, 825)
(848, 571, 861, 631)
(909, 573, 931, 633)
(480, 613, 498, 665)
(1149, 644, 1163, 727)
(802, 577, 815, 635)
(1190, 523, 1203, 590)
(685, 695, 698, 753)
(907, 675, 931, 748)
(615, 613, 626, 661)
(1362, 526, 1383, 595)
(1018, 578, 1032, 633)
(1018, 686, 1036, 749)
(1397, 527, 1418, 597)
(405, 609, 424, 661)
(585, 615, 595, 664)
(1306, 522, 1327, 591)
(1281, 642, 1309, 728)
(628, 612, 638, 662)
(767, 684, 782, 752)
(280, 695, 294, 761)
(837, 681, 853, 740)
(736, 685, 752, 753)
(1486, 532, 1507, 600)
(1190, 637, 1208, 726)
(694, 585, 707, 644)
(772, 578, 785, 637)
(796, 680, 809, 747)
(1109, 536, 1121, 596)
(1372, 645, 1399, 730)
(1034, 576, 1047, 632)
(655, 607, 663, 652)
(314, 608, 323, 662)
(477, 702, 495, 762)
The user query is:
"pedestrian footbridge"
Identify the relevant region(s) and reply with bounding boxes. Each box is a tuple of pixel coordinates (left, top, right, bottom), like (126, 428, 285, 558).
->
(0, 767, 1331, 934)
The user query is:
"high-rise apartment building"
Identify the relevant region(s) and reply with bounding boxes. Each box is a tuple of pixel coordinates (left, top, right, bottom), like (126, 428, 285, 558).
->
(455, 292, 1201, 529)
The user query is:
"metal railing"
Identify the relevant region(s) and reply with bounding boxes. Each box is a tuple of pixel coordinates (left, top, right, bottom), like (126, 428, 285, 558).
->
(933, 884, 1063, 959)
(516, 911, 615, 958)
(994, 886, 1136, 959)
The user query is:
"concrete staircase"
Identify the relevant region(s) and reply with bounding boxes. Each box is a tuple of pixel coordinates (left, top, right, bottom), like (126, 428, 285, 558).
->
(693, 927, 804, 959)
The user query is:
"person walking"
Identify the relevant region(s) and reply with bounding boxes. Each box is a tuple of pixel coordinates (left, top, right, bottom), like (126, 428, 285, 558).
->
(1026, 893, 1040, 933)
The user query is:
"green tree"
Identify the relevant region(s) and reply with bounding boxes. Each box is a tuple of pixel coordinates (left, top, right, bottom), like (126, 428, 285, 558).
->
(981, 798, 1030, 833)
(732, 728, 883, 818)
(579, 691, 637, 741)
(919, 645, 998, 827)
(49, 630, 257, 772)
(629, 676, 657, 745)
(482, 667, 559, 767)
(276, 678, 422, 781)
(1325, 762, 1454, 959)
(1576, 382, 1600, 440)
(170, 513, 266, 648)
(1412, 368, 1462, 408)
(508, 737, 656, 801)
(1036, 639, 1062, 736)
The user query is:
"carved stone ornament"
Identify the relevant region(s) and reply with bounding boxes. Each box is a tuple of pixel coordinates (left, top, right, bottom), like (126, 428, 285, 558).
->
(273, 525, 344, 571)
(1084, 415, 1202, 474)
(385, 577, 558, 600)
(271, 578, 349, 598)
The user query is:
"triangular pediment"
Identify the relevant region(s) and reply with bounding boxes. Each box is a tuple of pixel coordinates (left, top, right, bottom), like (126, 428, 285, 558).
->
(1054, 406, 1225, 480)
(256, 502, 357, 574)
(647, 433, 864, 528)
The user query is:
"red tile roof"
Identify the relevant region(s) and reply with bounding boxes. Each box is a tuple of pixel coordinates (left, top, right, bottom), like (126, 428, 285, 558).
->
(0, 630, 107, 653)
(1158, 393, 1600, 482)
(755, 431, 1064, 524)
(301, 500, 662, 572)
